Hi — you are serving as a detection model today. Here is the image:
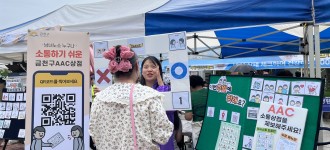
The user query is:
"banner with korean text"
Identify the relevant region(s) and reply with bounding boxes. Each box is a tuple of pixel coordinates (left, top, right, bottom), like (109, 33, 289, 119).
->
(253, 102, 308, 150)
(26, 30, 90, 150)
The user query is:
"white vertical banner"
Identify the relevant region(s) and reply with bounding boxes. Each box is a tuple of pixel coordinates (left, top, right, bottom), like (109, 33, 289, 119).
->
(26, 30, 90, 150)
(169, 50, 191, 110)
(252, 102, 308, 150)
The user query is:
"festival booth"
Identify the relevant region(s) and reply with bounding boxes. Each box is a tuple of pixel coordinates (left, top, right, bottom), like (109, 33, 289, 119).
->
(2, 0, 330, 77)
(0, 0, 322, 60)
(0, 0, 330, 150)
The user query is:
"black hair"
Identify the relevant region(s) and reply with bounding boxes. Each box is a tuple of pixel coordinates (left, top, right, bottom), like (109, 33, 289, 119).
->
(113, 45, 137, 78)
(179, 38, 184, 43)
(170, 39, 176, 45)
(276, 70, 293, 77)
(140, 56, 163, 86)
(190, 75, 205, 88)
(295, 71, 301, 77)
(71, 125, 83, 138)
(33, 126, 45, 133)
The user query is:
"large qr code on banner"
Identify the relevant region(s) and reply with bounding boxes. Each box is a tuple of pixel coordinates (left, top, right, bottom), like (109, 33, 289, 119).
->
(41, 94, 76, 126)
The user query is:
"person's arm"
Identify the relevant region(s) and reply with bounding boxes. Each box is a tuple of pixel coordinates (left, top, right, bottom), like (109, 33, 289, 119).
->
(174, 111, 183, 143)
(156, 67, 164, 86)
(78, 138, 83, 150)
(155, 67, 171, 92)
(73, 139, 78, 150)
(185, 111, 193, 121)
(149, 97, 174, 145)
(42, 141, 52, 147)
(31, 140, 36, 150)
(156, 85, 171, 92)
(93, 85, 101, 94)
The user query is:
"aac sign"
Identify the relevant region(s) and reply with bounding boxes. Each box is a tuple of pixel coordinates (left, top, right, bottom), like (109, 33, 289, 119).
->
(268, 104, 295, 117)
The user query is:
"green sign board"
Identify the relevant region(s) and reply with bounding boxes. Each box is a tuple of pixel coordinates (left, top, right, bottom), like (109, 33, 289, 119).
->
(197, 75, 323, 150)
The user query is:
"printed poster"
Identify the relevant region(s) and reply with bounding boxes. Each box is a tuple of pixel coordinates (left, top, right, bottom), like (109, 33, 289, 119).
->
(27, 30, 90, 150)
(305, 81, 321, 96)
(291, 81, 305, 95)
(0, 129, 4, 138)
(243, 135, 254, 149)
(172, 91, 190, 109)
(93, 41, 108, 58)
(168, 32, 186, 51)
(276, 133, 298, 150)
(16, 93, 24, 101)
(2, 93, 8, 101)
(262, 92, 275, 103)
(94, 68, 113, 88)
(6, 77, 24, 92)
(0, 120, 3, 128)
(209, 76, 232, 93)
(263, 80, 276, 93)
(215, 122, 241, 150)
(276, 80, 290, 95)
(288, 96, 304, 108)
(255, 127, 276, 150)
(251, 78, 264, 91)
(18, 129, 25, 138)
(219, 110, 228, 121)
(127, 37, 145, 55)
(231, 112, 240, 124)
(253, 102, 308, 150)
(247, 107, 259, 120)
(0, 111, 4, 119)
(274, 94, 289, 106)
(249, 90, 263, 103)
(0, 102, 5, 111)
(207, 107, 215, 117)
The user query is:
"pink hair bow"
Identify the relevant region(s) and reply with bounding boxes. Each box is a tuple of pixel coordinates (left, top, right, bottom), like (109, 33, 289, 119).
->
(103, 46, 135, 73)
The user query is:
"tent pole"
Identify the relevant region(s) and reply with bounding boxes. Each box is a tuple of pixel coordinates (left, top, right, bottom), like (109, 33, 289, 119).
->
(196, 37, 220, 57)
(194, 33, 197, 53)
(308, 25, 315, 78)
(304, 55, 308, 77)
(303, 24, 308, 77)
(314, 25, 321, 78)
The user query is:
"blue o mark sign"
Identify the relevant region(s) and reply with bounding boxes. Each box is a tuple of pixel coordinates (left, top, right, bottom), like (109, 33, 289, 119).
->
(171, 62, 187, 79)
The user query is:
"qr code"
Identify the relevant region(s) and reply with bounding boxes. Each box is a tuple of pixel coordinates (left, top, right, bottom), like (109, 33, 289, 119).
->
(41, 94, 76, 126)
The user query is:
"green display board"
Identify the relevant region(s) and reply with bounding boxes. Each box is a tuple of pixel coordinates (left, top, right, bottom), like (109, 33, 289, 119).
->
(196, 75, 324, 150)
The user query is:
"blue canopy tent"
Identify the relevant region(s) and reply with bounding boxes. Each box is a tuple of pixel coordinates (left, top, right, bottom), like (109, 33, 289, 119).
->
(145, 0, 313, 35)
(320, 27, 330, 52)
(1, 0, 329, 73)
(314, 0, 330, 24)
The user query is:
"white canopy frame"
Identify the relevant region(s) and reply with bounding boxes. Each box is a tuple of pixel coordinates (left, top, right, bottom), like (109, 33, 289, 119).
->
(186, 23, 323, 79)
(186, 24, 303, 59)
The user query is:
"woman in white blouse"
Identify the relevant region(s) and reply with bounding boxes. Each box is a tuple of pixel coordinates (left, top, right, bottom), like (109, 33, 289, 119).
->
(89, 45, 173, 150)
